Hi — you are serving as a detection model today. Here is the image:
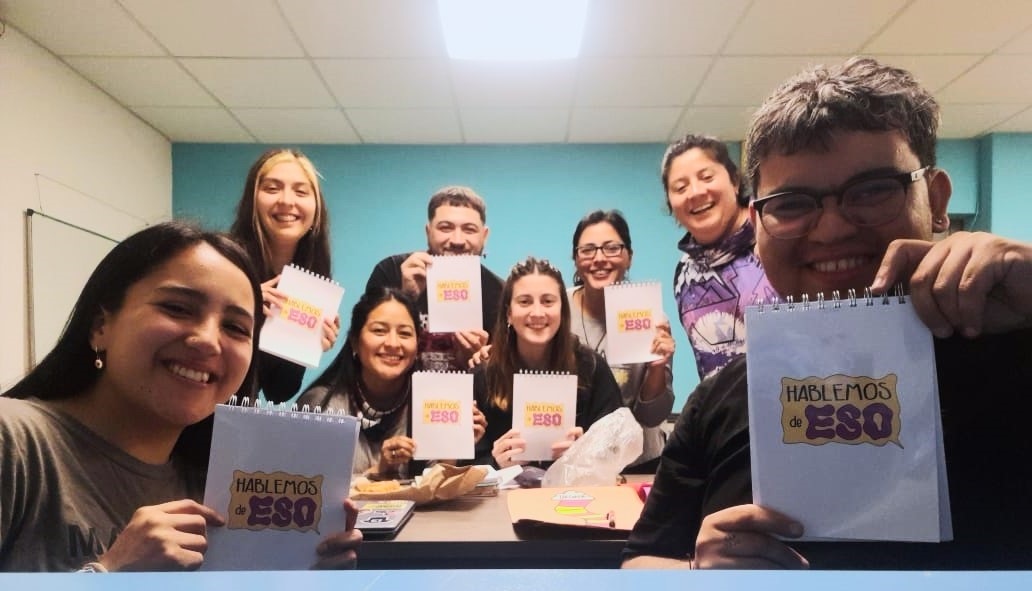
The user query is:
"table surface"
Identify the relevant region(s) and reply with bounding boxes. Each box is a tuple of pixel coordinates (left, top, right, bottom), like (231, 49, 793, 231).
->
(357, 479, 645, 569)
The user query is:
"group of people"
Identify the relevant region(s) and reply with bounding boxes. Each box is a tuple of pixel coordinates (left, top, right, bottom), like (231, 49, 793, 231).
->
(2, 56, 1030, 572)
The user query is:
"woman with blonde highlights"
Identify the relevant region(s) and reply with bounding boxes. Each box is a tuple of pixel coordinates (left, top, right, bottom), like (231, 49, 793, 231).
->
(229, 148, 338, 402)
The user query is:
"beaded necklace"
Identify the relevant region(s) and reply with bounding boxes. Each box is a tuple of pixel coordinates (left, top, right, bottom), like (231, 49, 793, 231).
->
(354, 378, 409, 431)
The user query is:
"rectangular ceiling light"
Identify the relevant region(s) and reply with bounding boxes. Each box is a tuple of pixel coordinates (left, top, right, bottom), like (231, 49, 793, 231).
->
(438, 0, 589, 60)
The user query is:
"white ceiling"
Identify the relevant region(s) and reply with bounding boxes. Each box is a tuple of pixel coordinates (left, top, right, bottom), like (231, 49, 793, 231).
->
(4, 0, 1032, 144)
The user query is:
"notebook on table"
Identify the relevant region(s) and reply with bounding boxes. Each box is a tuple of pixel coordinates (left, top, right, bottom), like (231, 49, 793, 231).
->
(354, 499, 416, 540)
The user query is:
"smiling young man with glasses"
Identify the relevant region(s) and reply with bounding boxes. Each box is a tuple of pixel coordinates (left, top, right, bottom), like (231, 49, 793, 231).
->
(623, 57, 1032, 570)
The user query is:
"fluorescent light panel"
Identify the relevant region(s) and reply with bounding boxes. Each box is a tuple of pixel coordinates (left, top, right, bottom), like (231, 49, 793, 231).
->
(438, 0, 589, 60)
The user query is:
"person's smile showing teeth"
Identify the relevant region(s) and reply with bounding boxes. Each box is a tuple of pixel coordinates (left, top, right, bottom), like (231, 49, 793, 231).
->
(166, 361, 214, 385)
(689, 202, 715, 215)
(811, 256, 872, 274)
(378, 353, 404, 366)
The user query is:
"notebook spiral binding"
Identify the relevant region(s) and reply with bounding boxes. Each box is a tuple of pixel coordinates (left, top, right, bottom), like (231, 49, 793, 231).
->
(604, 280, 661, 290)
(226, 396, 353, 422)
(285, 263, 340, 286)
(516, 370, 573, 376)
(753, 284, 907, 313)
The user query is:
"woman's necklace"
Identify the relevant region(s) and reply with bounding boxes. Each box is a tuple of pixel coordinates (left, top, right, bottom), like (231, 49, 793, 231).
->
(354, 377, 408, 431)
(579, 289, 607, 354)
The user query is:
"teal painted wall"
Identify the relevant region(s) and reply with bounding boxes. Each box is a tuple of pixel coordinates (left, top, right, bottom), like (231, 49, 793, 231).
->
(937, 139, 979, 217)
(980, 134, 1032, 241)
(173, 143, 700, 407)
(171, 136, 1025, 410)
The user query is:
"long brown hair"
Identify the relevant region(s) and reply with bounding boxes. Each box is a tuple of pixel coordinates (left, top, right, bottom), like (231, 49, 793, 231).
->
(485, 257, 576, 412)
(228, 148, 332, 279)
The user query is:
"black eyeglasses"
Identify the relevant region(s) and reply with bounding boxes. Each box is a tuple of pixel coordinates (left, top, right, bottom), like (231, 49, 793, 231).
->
(574, 242, 626, 259)
(753, 167, 930, 239)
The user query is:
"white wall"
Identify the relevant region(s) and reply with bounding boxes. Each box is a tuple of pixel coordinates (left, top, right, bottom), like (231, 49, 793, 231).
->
(0, 26, 172, 390)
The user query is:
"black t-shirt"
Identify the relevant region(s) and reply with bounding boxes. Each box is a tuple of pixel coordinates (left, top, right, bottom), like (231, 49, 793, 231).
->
(625, 329, 1032, 569)
(365, 252, 504, 372)
(257, 351, 307, 403)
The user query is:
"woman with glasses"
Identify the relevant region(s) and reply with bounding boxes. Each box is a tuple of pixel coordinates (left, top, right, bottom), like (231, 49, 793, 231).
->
(662, 135, 775, 381)
(475, 257, 621, 469)
(569, 210, 675, 471)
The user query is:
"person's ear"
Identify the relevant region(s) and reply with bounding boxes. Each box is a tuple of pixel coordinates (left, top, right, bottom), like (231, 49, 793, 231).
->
(89, 309, 111, 351)
(927, 168, 953, 233)
(481, 225, 490, 245)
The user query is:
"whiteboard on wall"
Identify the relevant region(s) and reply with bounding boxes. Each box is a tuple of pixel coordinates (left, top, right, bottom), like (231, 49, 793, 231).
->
(25, 210, 119, 366)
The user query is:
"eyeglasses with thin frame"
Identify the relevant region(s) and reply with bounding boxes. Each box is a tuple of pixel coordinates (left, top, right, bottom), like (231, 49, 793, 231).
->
(574, 242, 626, 259)
(753, 167, 930, 239)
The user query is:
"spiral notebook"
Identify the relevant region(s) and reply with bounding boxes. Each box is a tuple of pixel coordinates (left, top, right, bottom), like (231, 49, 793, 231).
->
(745, 290, 950, 542)
(603, 281, 663, 365)
(259, 264, 344, 368)
(426, 254, 484, 333)
(410, 371, 475, 460)
(202, 399, 360, 570)
(511, 372, 577, 462)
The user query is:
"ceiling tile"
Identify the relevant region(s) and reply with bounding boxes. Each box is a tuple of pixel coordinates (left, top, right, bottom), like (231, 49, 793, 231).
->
(673, 106, 757, 141)
(232, 108, 359, 143)
(938, 56, 1032, 103)
(180, 59, 336, 107)
(694, 56, 846, 106)
(119, 0, 304, 57)
(939, 104, 1030, 137)
(575, 58, 710, 107)
(451, 61, 577, 108)
(1, 0, 165, 56)
(64, 57, 217, 107)
(131, 106, 254, 142)
(986, 105, 1032, 133)
(997, 27, 1032, 54)
(725, 0, 906, 55)
(279, 0, 446, 57)
(865, 0, 1032, 54)
(316, 59, 454, 108)
(347, 109, 462, 143)
(569, 108, 682, 143)
(460, 109, 569, 143)
(870, 55, 984, 93)
(11, 0, 1032, 143)
(581, 0, 750, 56)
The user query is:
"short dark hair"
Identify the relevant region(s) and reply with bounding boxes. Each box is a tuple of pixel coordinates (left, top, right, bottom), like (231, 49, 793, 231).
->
(745, 56, 940, 196)
(228, 148, 332, 279)
(571, 209, 633, 286)
(426, 186, 487, 223)
(3, 221, 263, 469)
(661, 134, 748, 208)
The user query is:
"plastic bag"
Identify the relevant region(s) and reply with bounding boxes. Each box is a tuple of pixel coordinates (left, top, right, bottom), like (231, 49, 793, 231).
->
(541, 407, 643, 487)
